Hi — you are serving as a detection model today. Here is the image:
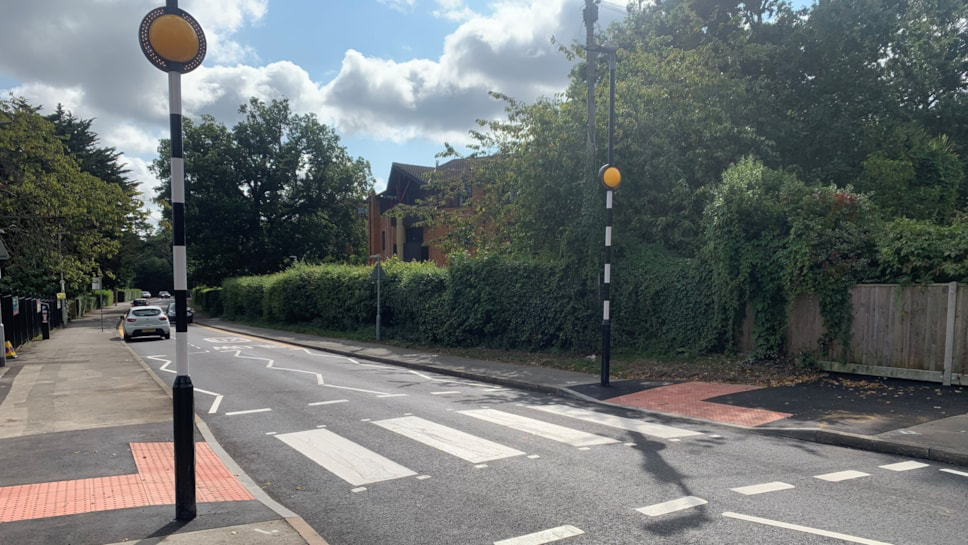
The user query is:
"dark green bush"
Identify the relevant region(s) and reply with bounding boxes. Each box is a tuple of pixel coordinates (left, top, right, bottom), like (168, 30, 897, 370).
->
(192, 287, 223, 316)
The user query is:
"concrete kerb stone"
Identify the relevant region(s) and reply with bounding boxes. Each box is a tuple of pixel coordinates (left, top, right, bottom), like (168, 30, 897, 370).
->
(753, 426, 968, 468)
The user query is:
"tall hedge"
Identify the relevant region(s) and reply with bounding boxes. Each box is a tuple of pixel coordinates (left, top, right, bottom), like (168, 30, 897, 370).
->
(215, 254, 722, 356)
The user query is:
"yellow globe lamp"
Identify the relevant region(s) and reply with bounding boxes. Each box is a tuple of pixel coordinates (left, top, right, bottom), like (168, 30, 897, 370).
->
(599, 164, 622, 190)
(139, 7, 206, 73)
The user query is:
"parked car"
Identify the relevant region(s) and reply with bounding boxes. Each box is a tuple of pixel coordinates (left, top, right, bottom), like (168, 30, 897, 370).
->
(123, 305, 170, 341)
(166, 302, 194, 324)
(159, 291, 171, 298)
(131, 298, 149, 307)
(141, 291, 152, 298)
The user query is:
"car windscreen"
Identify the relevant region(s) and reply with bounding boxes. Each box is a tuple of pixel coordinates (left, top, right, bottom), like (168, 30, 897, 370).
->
(132, 309, 161, 316)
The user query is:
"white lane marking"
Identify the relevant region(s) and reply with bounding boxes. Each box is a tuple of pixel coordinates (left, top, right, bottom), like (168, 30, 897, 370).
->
(815, 470, 870, 482)
(879, 461, 929, 471)
(377, 394, 408, 398)
(723, 512, 894, 545)
(347, 357, 386, 368)
(416, 475, 432, 480)
(730, 482, 795, 495)
(297, 348, 347, 360)
(528, 405, 703, 439)
(459, 409, 618, 447)
(636, 496, 707, 517)
(265, 432, 277, 435)
(203, 337, 251, 343)
(351, 487, 367, 493)
(195, 387, 224, 414)
(276, 428, 416, 486)
(432, 391, 461, 395)
(494, 525, 584, 545)
(308, 399, 349, 406)
(373, 416, 525, 463)
(146, 355, 175, 374)
(941, 468, 968, 478)
(225, 408, 272, 416)
(324, 384, 401, 396)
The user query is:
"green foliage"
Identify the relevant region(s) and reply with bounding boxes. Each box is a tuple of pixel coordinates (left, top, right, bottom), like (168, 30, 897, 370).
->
(611, 245, 719, 356)
(856, 126, 964, 222)
(703, 158, 800, 357)
(784, 185, 878, 353)
(445, 254, 596, 351)
(0, 97, 132, 297)
(703, 158, 877, 359)
(381, 259, 451, 343)
(192, 286, 223, 316)
(875, 216, 968, 283)
(151, 98, 373, 287)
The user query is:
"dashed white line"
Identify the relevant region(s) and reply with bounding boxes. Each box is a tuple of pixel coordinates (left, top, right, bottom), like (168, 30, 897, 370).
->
(815, 470, 870, 482)
(308, 399, 349, 406)
(225, 408, 272, 416)
(636, 496, 707, 517)
(723, 512, 893, 545)
(879, 461, 929, 471)
(431, 391, 461, 395)
(731, 482, 794, 495)
(494, 525, 584, 545)
(940, 468, 968, 478)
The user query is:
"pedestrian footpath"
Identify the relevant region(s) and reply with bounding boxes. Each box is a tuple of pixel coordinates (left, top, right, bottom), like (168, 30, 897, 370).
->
(0, 305, 326, 545)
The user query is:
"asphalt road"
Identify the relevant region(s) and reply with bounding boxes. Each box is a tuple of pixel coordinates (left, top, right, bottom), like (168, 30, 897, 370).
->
(127, 325, 968, 545)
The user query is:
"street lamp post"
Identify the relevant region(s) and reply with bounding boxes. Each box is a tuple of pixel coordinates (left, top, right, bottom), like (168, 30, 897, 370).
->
(590, 45, 620, 387)
(0, 230, 9, 368)
(370, 254, 383, 341)
(139, 2, 206, 522)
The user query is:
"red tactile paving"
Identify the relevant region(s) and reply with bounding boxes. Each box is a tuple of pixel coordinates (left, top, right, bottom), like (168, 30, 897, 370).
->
(0, 442, 254, 523)
(606, 382, 793, 427)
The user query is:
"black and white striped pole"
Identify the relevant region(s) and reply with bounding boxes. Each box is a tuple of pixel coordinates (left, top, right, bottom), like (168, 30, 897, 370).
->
(596, 45, 620, 387)
(139, 2, 206, 522)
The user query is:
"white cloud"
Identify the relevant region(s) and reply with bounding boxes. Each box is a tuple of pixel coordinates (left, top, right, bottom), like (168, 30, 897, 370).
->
(1, 0, 601, 224)
(433, 0, 478, 22)
(378, 0, 417, 12)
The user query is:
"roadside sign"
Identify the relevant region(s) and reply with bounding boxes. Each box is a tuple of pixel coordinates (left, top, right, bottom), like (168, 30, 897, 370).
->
(370, 263, 387, 282)
(57, 292, 66, 300)
(11, 297, 18, 316)
(91, 276, 101, 290)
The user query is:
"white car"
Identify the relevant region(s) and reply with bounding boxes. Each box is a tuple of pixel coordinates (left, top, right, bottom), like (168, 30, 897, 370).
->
(122, 305, 171, 341)
(141, 290, 152, 298)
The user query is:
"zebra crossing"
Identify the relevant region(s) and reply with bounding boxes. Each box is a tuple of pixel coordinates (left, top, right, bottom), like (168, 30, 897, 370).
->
(275, 405, 703, 488)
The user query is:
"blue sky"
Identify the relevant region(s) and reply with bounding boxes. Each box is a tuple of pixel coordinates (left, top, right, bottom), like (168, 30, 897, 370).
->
(0, 1, 804, 221)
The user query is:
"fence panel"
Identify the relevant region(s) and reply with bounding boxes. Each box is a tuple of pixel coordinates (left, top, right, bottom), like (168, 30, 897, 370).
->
(743, 283, 966, 384)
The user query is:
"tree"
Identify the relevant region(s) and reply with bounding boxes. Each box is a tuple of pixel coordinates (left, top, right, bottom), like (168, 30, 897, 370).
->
(0, 98, 130, 295)
(152, 98, 373, 286)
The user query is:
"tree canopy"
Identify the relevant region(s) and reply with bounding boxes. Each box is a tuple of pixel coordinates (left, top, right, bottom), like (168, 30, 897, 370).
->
(0, 98, 136, 295)
(151, 97, 373, 287)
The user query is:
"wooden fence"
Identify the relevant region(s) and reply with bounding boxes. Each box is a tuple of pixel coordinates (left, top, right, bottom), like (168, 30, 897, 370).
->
(741, 283, 967, 385)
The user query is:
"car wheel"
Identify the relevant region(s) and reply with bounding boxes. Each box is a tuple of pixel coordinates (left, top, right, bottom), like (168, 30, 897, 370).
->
(124, 332, 132, 341)
(164, 332, 171, 340)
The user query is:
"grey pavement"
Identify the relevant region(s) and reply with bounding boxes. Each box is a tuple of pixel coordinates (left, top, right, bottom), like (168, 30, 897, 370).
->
(0, 303, 965, 545)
